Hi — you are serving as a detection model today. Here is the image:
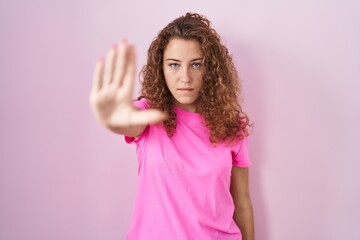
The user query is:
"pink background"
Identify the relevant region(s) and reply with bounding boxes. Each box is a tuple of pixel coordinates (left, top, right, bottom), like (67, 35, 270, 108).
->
(1, 0, 359, 239)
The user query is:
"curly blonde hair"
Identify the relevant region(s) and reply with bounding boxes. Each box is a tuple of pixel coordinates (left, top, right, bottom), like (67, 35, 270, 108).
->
(140, 12, 251, 144)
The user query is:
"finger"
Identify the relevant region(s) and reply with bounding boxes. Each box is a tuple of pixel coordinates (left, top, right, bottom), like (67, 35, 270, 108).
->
(129, 109, 168, 126)
(103, 46, 116, 87)
(122, 45, 136, 94)
(112, 39, 128, 87)
(91, 58, 104, 94)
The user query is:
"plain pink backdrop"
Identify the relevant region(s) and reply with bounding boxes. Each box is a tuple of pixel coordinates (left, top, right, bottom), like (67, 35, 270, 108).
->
(1, 0, 359, 239)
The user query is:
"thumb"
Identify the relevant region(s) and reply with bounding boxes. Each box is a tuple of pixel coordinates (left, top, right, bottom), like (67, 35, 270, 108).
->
(129, 109, 168, 126)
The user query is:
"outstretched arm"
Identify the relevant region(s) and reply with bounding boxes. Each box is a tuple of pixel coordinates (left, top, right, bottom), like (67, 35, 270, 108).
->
(89, 40, 167, 137)
(230, 167, 255, 240)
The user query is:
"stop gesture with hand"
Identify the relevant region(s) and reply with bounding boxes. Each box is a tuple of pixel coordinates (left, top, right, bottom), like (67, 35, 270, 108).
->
(89, 40, 167, 136)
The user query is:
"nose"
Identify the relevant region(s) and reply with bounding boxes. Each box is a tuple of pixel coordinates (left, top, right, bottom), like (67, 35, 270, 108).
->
(180, 66, 191, 83)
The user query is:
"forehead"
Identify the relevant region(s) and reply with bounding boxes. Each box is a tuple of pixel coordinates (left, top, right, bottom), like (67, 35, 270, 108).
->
(163, 38, 202, 60)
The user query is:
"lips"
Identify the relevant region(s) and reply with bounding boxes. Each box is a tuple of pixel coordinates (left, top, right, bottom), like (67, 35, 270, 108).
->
(177, 88, 194, 92)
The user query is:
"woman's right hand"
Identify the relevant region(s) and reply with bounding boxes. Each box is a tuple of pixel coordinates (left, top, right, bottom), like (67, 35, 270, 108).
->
(89, 40, 167, 135)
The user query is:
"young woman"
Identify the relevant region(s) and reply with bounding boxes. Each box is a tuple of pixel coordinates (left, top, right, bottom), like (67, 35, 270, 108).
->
(90, 12, 255, 240)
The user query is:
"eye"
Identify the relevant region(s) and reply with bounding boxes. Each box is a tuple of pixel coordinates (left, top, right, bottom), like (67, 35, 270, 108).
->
(192, 62, 202, 69)
(169, 63, 180, 68)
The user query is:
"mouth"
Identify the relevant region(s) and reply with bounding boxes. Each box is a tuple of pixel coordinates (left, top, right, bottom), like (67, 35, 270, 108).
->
(177, 88, 194, 92)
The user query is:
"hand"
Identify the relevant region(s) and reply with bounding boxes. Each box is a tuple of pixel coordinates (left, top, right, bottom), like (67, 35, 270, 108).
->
(89, 40, 167, 130)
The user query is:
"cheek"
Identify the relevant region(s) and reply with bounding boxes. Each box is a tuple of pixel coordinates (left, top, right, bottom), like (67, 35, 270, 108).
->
(164, 71, 178, 87)
(195, 74, 204, 87)
(163, 70, 171, 86)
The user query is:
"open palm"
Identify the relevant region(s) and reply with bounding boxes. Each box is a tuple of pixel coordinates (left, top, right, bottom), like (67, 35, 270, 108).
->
(89, 40, 167, 131)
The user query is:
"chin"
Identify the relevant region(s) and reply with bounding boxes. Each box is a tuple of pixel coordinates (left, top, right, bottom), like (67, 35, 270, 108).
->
(175, 98, 197, 105)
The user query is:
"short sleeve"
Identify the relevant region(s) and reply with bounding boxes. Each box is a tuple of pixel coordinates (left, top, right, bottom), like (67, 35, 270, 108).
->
(232, 136, 251, 167)
(124, 98, 150, 144)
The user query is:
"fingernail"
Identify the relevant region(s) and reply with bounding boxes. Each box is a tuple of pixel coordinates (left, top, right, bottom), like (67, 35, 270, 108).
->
(98, 57, 104, 62)
(112, 44, 117, 49)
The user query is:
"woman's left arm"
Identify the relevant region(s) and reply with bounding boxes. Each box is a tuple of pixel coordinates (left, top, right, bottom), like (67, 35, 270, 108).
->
(230, 167, 255, 240)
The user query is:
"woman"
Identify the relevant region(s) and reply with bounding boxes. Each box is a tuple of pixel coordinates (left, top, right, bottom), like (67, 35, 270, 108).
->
(90, 12, 255, 240)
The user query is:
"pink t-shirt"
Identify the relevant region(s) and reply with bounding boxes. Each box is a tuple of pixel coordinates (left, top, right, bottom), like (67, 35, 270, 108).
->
(125, 98, 251, 240)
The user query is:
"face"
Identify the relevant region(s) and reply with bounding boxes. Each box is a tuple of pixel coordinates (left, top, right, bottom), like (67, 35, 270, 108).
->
(163, 38, 204, 113)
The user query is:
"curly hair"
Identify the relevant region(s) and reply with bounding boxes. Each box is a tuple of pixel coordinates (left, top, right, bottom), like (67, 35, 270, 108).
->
(140, 12, 251, 145)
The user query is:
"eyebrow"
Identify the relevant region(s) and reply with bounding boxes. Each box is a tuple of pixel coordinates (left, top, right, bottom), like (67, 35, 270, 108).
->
(165, 57, 203, 62)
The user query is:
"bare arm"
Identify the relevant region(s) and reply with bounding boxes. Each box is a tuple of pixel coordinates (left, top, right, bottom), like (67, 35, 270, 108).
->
(89, 40, 167, 137)
(230, 167, 255, 240)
